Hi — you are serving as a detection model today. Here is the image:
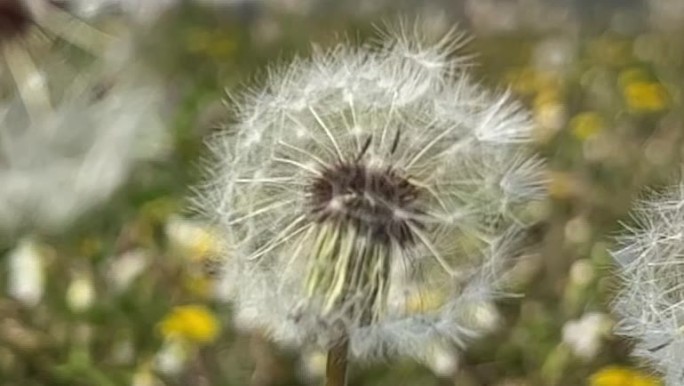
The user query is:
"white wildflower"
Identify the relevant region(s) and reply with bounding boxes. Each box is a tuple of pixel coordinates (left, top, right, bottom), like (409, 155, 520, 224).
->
(106, 249, 150, 292)
(66, 273, 96, 312)
(131, 367, 164, 386)
(561, 312, 611, 360)
(154, 339, 188, 376)
(7, 237, 45, 307)
(195, 25, 546, 366)
(424, 342, 460, 378)
(612, 183, 684, 385)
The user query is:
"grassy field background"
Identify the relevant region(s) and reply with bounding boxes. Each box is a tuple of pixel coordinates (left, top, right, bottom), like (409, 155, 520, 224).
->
(1, 1, 682, 385)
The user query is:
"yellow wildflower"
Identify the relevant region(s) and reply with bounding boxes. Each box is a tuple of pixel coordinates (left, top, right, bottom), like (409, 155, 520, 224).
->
(590, 366, 661, 386)
(547, 171, 576, 200)
(623, 82, 669, 113)
(570, 112, 604, 141)
(159, 305, 220, 344)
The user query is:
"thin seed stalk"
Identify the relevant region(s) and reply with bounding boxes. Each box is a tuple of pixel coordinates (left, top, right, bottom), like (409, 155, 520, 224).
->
(325, 336, 349, 386)
(307, 223, 392, 386)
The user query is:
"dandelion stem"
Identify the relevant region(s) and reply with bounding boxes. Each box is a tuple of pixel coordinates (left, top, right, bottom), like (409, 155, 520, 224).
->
(325, 335, 349, 386)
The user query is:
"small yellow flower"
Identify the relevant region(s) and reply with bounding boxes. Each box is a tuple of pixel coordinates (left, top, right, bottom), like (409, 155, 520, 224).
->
(570, 112, 604, 141)
(623, 82, 669, 113)
(159, 305, 220, 344)
(590, 366, 661, 386)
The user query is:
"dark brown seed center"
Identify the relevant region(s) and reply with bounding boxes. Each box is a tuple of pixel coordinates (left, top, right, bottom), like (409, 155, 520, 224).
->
(0, 0, 32, 42)
(308, 162, 422, 246)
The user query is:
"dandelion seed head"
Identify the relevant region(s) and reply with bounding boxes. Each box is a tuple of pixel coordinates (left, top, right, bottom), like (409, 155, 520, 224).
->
(612, 183, 684, 385)
(198, 25, 545, 363)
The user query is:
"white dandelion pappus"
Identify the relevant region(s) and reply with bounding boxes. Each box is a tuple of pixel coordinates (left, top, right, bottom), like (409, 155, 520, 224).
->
(196, 25, 546, 364)
(612, 183, 684, 386)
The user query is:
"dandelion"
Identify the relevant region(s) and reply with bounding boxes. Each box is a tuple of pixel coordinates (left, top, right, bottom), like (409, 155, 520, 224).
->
(0, 67, 168, 234)
(159, 304, 220, 344)
(612, 183, 684, 385)
(195, 24, 546, 384)
(0, 1, 169, 235)
(590, 366, 662, 386)
(623, 82, 669, 113)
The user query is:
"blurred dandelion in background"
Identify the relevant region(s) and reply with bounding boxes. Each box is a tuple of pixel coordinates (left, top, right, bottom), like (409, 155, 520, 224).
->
(195, 21, 547, 383)
(0, 0, 115, 104)
(0, 72, 169, 234)
(0, 1, 170, 236)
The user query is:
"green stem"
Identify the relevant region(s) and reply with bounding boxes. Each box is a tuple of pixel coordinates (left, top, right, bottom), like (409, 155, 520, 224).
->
(325, 336, 349, 386)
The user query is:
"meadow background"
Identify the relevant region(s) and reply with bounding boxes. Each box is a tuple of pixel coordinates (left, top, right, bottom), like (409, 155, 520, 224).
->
(1, 0, 683, 385)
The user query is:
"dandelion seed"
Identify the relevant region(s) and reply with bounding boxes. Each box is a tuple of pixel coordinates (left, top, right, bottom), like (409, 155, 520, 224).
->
(195, 24, 546, 382)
